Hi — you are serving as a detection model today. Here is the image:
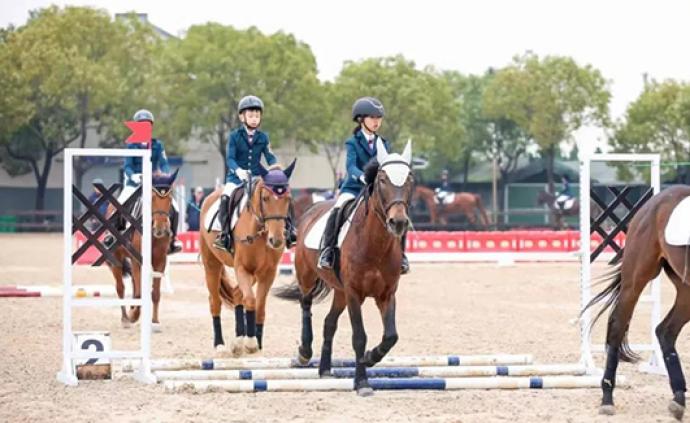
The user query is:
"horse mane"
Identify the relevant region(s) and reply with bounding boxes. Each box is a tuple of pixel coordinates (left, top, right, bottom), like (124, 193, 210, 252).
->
(363, 158, 379, 187)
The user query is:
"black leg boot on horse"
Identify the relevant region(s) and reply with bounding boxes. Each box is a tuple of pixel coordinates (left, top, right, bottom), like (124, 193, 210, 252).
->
(168, 207, 182, 254)
(400, 233, 409, 275)
(318, 208, 342, 270)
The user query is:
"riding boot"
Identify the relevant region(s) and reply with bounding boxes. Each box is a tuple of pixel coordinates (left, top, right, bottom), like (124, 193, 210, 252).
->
(104, 214, 127, 249)
(400, 233, 410, 275)
(213, 195, 233, 254)
(318, 208, 340, 270)
(285, 204, 298, 248)
(168, 207, 182, 254)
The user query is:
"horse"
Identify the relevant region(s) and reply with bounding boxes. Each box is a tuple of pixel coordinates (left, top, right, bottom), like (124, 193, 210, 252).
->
(294, 189, 334, 223)
(581, 185, 690, 420)
(107, 170, 178, 332)
(536, 190, 580, 229)
(198, 161, 296, 357)
(274, 139, 413, 396)
(412, 185, 489, 227)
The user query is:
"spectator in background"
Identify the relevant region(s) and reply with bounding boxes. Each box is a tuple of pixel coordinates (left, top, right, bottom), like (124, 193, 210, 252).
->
(186, 186, 205, 231)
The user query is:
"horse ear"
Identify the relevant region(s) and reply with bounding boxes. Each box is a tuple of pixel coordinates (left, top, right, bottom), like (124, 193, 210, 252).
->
(257, 163, 269, 178)
(169, 168, 179, 184)
(284, 158, 297, 179)
(376, 138, 388, 164)
(402, 139, 412, 164)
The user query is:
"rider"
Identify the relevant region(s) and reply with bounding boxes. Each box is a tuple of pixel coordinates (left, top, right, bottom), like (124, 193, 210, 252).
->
(555, 174, 573, 211)
(214, 95, 297, 253)
(434, 169, 451, 204)
(318, 96, 410, 274)
(105, 109, 182, 254)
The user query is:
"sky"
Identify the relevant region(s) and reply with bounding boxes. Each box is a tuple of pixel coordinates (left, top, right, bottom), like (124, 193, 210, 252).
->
(2, 0, 689, 152)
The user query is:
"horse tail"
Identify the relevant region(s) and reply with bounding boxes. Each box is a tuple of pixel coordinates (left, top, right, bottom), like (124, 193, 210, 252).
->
(273, 279, 331, 304)
(579, 264, 639, 363)
(474, 194, 490, 227)
(219, 268, 241, 307)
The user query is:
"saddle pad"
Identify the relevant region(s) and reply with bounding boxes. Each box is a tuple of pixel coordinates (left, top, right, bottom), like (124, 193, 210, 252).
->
(665, 195, 690, 245)
(553, 198, 575, 210)
(442, 193, 456, 205)
(304, 200, 362, 250)
(204, 194, 248, 232)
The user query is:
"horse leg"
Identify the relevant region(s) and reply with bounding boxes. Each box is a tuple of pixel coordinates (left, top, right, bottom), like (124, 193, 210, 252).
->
(201, 240, 226, 352)
(110, 250, 130, 328)
(656, 265, 690, 420)
(127, 258, 142, 323)
(600, 259, 658, 414)
(318, 289, 347, 377)
(151, 275, 162, 333)
(293, 261, 319, 365)
(346, 293, 372, 396)
(234, 266, 258, 355)
(361, 296, 398, 367)
(254, 268, 278, 351)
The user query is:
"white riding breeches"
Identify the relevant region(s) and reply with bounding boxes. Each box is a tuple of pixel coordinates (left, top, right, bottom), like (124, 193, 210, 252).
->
(222, 182, 240, 198)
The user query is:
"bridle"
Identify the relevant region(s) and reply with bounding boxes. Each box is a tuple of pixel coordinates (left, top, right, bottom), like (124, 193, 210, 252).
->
(367, 160, 414, 226)
(151, 186, 174, 238)
(240, 182, 290, 244)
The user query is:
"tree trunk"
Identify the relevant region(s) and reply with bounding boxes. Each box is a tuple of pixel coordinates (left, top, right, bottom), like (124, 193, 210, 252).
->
(34, 150, 53, 211)
(545, 146, 556, 194)
(461, 151, 471, 191)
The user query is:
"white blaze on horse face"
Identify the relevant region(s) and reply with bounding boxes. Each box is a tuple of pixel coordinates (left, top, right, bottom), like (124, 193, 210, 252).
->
(381, 153, 411, 187)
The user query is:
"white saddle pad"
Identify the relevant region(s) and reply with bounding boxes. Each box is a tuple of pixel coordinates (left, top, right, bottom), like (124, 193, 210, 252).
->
(554, 198, 575, 210)
(311, 192, 328, 203)
(665, 196, 690, 245)
(304, 200, 362, 250)
(204, 194, 248, 232)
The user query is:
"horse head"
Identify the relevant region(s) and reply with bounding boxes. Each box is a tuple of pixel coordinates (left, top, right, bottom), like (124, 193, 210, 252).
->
(365, 139, 414, 237)
(255, 159, 297, 250)
(151, 169, 179, 239)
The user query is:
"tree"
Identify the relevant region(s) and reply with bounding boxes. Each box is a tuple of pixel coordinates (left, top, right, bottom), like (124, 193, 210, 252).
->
(163, 24, 322, 176)
(612, 79, 690, 182)
(483, 53, 610, 192)
(324, 56, 463, 173)
(0, 7, 166, 208)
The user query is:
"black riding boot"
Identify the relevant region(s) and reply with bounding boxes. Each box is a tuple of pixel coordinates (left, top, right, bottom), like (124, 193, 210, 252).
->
(400, 233, 410, 275)
(168, 207, 182, 254)
(318, 208, 340, 270)
(104, 215, 127, 249)
(213, 195, 234, 254)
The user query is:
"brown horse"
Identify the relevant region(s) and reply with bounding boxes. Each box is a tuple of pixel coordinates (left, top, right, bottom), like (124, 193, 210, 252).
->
(107, 170, 178, 332)
(536, 190, 580, 229)
(199, 161, 296, 356)
(582, 185, 690, 420)
(274, 140, 413, 396)
(412, 185, 489, 226)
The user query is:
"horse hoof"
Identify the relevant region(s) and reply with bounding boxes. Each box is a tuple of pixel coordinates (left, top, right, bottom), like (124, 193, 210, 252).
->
(669, 400, 685, 421)
(357, 386, 374, 397)
(599, 405, 615, 415)
(215, 344, 227, 354)
(152, 322, 162, 333)
(121, 319, 132, 329)
(244, 337, 259, 354)
(231, 336, 245, 357)
(319, 372, 334, 379)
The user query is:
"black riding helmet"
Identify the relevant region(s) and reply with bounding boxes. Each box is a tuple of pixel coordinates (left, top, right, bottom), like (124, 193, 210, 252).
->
(352, 97, 385, 122)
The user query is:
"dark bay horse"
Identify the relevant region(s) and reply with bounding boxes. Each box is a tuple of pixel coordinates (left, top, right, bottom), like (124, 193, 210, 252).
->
(199, 162, 296, 357)
(582, 185, 690, 420)
(274, 140, 413, 396)
(413, 185, 489, 227)
(107, 170, 178, 332)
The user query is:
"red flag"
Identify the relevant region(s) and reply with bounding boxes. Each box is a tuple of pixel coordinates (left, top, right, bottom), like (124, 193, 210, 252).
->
(124, 121, 152, 144)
